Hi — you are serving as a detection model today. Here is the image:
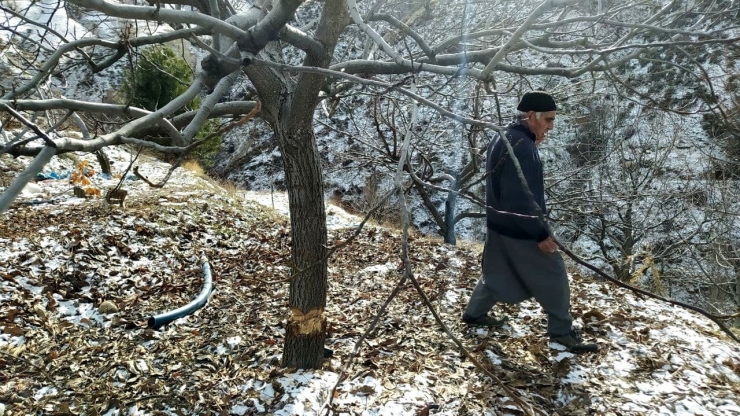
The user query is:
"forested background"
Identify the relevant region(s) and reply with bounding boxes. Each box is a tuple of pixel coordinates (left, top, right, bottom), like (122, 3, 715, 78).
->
(199, 0, 740, 320)
(1, 0, 738, 371)
(2, 1, 740, 414)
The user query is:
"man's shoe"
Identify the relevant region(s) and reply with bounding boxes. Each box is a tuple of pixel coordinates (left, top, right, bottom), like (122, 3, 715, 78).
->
(462, 313, 508, 328)
(550, 329, 599, 354)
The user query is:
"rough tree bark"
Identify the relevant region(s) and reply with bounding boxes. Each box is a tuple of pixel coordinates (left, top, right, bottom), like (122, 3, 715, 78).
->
(192, 0, 348, 368)
(278, 121, 329, 368)
(255, 0, 349, 369)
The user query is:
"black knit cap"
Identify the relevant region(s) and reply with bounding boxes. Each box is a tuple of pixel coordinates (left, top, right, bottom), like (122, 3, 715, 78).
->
(516, 91, 557, 112)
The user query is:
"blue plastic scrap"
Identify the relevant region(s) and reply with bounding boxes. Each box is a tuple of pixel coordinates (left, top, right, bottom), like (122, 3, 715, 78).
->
(35, 171, 139, 181)
(35, 170, 69, 181)
(98, 173, 139, 181)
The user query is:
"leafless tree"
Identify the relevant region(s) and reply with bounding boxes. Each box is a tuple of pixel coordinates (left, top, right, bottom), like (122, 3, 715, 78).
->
(549, 106, 740, 315)
(2, 0, 739, 369)
(323, 85, 491, 244)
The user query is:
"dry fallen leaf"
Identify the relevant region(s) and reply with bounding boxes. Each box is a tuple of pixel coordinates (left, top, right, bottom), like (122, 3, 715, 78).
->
(3, 323, 25, 336)
(1, 147, 738, 416)
(98, 300, 119, 314)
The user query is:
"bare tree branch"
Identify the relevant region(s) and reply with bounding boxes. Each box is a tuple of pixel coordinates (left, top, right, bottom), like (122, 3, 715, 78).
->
(68, 0, 247, 40)
(480, 0, 581, 80)
(366, 13, 435, 61)
(0, 146, 56, 213)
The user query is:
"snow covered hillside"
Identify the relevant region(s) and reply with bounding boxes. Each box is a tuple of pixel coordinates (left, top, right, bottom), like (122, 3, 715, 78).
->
(1, 149, 739, 415)
(1, 0, 740, 413)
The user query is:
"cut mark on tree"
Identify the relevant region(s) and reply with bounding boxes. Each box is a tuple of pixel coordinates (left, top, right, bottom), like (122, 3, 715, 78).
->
(289, 307, 326, 336)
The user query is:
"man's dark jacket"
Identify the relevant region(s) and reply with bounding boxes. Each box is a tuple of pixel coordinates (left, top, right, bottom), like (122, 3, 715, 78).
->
(485, 120, 549, 242)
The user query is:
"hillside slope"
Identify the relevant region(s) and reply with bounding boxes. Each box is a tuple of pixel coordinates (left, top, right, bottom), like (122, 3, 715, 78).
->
(1, 150, 739, 415)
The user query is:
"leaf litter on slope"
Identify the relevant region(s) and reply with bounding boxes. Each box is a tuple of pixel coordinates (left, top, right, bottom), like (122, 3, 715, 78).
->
(0, 148, 739, 415)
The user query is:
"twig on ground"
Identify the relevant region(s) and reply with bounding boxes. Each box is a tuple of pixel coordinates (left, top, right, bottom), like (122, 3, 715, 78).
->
(110, 145, 143, 199)
(556, 240, 740, 343)
(319, 273, 409, 415)
(400, 162, 537, 414)
(250, 184, 405, 285)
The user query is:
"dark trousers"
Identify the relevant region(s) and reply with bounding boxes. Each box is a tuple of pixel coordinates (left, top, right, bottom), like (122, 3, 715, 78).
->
(464, 231, 573, 335)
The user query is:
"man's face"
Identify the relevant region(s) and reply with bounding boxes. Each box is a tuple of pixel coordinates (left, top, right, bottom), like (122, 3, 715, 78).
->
(526, 111, 556, 145)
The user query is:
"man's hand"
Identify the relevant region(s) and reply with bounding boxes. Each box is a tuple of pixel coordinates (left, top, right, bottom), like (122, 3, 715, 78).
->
(538, 236, 558, 253)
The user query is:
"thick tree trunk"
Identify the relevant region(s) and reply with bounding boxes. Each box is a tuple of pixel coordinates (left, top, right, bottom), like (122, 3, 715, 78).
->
(236, 0, 347, 369)
(277, 0, 347, 369)
(277, 120, 328, 369)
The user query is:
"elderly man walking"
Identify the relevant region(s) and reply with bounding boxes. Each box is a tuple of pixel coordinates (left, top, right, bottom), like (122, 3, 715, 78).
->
(462, 91, 597, 353)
